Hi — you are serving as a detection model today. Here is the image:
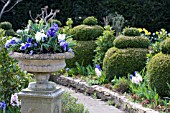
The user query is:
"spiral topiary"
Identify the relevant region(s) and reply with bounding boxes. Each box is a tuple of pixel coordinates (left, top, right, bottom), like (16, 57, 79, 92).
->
(160, 38, 170, 54)
(103, 47, 148, 81)
(83, 16, 98, 25)
(114, 35, 150, 49)
(146, 53, 170, 97)
(70, 25, 103, 41)
(66, 41, 96, 67)
(123, 27, 140, 36)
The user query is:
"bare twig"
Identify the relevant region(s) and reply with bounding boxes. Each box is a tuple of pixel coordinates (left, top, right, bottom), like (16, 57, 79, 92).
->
(3, 0, 22, 13)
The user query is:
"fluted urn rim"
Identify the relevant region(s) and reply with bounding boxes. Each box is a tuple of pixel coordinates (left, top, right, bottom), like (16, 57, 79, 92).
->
(9, 52, 74, 60)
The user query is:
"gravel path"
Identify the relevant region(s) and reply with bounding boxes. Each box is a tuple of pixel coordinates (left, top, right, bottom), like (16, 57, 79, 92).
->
(59, 85, 125, 113)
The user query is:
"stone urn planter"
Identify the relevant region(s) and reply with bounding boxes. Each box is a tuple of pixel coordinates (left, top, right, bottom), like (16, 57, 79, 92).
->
(9, 52, 74, 113)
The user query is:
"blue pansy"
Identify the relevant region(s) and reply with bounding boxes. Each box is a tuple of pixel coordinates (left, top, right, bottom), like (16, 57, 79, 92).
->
(34, 43, 38, 47)
(10, 39, 16, 44)
(27, 37, 33, 43)
(59, 40, 68, 51)
(20, 45, 26, 50)
(95, 64, 101, 70)
(0, 102, 6, 110)
(25, 43, 32, 48)
(5, 40, 11, 48)
(29, 50, 34, 55)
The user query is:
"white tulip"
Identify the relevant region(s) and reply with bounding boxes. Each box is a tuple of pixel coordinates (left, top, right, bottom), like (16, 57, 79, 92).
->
(58, 34, 66, 41)
(35, 32, 47, 42)
(95, 68, 101, 77)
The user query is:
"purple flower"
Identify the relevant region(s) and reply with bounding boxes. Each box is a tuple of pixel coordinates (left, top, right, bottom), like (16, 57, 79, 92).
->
(59, 41, 68, 51)
(5, 40, 11, 48)
(29, 50, 34, 55)
(27, 37, 33, 43)
(68, 48, 73, 52)
(0, 102, 6, 110)
(46, 23, 58, 37)
(34, 43, 38, 47)
(66, 68, 70, 72)
(10, 39, 16, 44)
(25, 43, 32, 48)
(95, 64, 101, 71)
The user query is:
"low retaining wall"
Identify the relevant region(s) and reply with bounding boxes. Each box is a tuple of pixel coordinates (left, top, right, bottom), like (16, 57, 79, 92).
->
(51, 75, 159, 113)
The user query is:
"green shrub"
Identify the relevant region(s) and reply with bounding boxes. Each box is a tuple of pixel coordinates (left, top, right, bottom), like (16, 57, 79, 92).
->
(93, 26, 115, 67)
(146, 53, 170, 97)
(113, 77, 130, 93)
(66, 41, 96, 67)
(0, 21, 12, 30)
(123, 27, 140, 36)
(83, 16, 98, 25)
(5, 29, 15, 36)
(160, 38, 170, 54)
(103, 47, 148, 81)
(0, 29, 30, 105)
(70, 25, 104, 41)
(114, 35, 150, 49)
(49, 19, 62, 26)
(62, 92, 89, 113)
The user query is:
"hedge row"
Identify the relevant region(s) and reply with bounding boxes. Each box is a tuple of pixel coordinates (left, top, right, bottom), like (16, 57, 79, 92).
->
(1, 0, 170, 32)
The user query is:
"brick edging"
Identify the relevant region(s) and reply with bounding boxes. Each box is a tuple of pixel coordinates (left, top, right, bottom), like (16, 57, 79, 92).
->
(51, 75, 159, 113)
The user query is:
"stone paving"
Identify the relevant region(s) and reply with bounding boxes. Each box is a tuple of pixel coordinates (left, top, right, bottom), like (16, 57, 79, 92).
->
(59, 85, 125, 113)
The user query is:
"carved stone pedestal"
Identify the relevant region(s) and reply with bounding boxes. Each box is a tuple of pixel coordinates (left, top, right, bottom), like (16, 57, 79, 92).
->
(18, 88, 64, 113)
(9, 52, 74, 113)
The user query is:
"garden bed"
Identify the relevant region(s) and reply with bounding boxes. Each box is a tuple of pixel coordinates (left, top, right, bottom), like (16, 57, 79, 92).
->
(51, 75, 159, 113)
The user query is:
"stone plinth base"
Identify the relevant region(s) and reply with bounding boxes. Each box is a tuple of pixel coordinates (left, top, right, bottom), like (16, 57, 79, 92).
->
(18, 87, 64, 113)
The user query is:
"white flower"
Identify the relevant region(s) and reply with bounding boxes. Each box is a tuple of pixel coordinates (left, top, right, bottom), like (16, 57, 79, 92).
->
(95, 68, 101, 77)
(35, 32, 47, 42)
(12, 37, 20, 43)
(16, 29, 22, 34)
(135, 73, 142, 82)
(58, 34, 66, 41)
(10, 93, 20, 107)
(131, 76, 140, 84)
(24, 29, 29, 33)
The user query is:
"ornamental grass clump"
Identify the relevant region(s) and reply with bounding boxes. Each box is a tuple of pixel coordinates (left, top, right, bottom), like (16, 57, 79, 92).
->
(5, 20, 75, 55)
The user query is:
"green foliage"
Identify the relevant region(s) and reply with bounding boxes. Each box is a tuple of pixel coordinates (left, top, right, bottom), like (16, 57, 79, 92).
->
(160, 38, 170, 54)
(113, 77, 130, 93)
(66, 41, 96, 67)
(49, 19, 62, 26)
(61, 92, 89, 113)
(93, 26, 115, 67)
(70, 25, 104, 41)
(103, 47, 148, 81)
(5, 29, 15, 36)
(0, 29, 30, 105)
(67, 62, 95, 77)
(83, 16, 98, 25)
(114, 35, 150, 49)
(0, 22, 12, 30)
(2, 0, 170, 32)
(123, 27, 140, 36)
(146, 53, 170, 97)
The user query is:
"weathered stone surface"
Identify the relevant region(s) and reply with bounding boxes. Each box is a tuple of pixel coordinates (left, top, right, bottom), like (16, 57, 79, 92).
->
(19, 88, 64, 113)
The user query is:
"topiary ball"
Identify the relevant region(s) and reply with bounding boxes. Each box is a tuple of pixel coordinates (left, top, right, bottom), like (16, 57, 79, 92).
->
(0, 21, 12, 30)
(160, 38, 170, 54)
(5, 29, 15, 36)
(114, 35, 150, 49)
(146, 53, 170, 97)
(123, 27, 140, 36)
(83, 16, 98, 25)
(70, 25, 103, 41)
(103, 47, 148, 81)
(66, 41, 96, 67)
